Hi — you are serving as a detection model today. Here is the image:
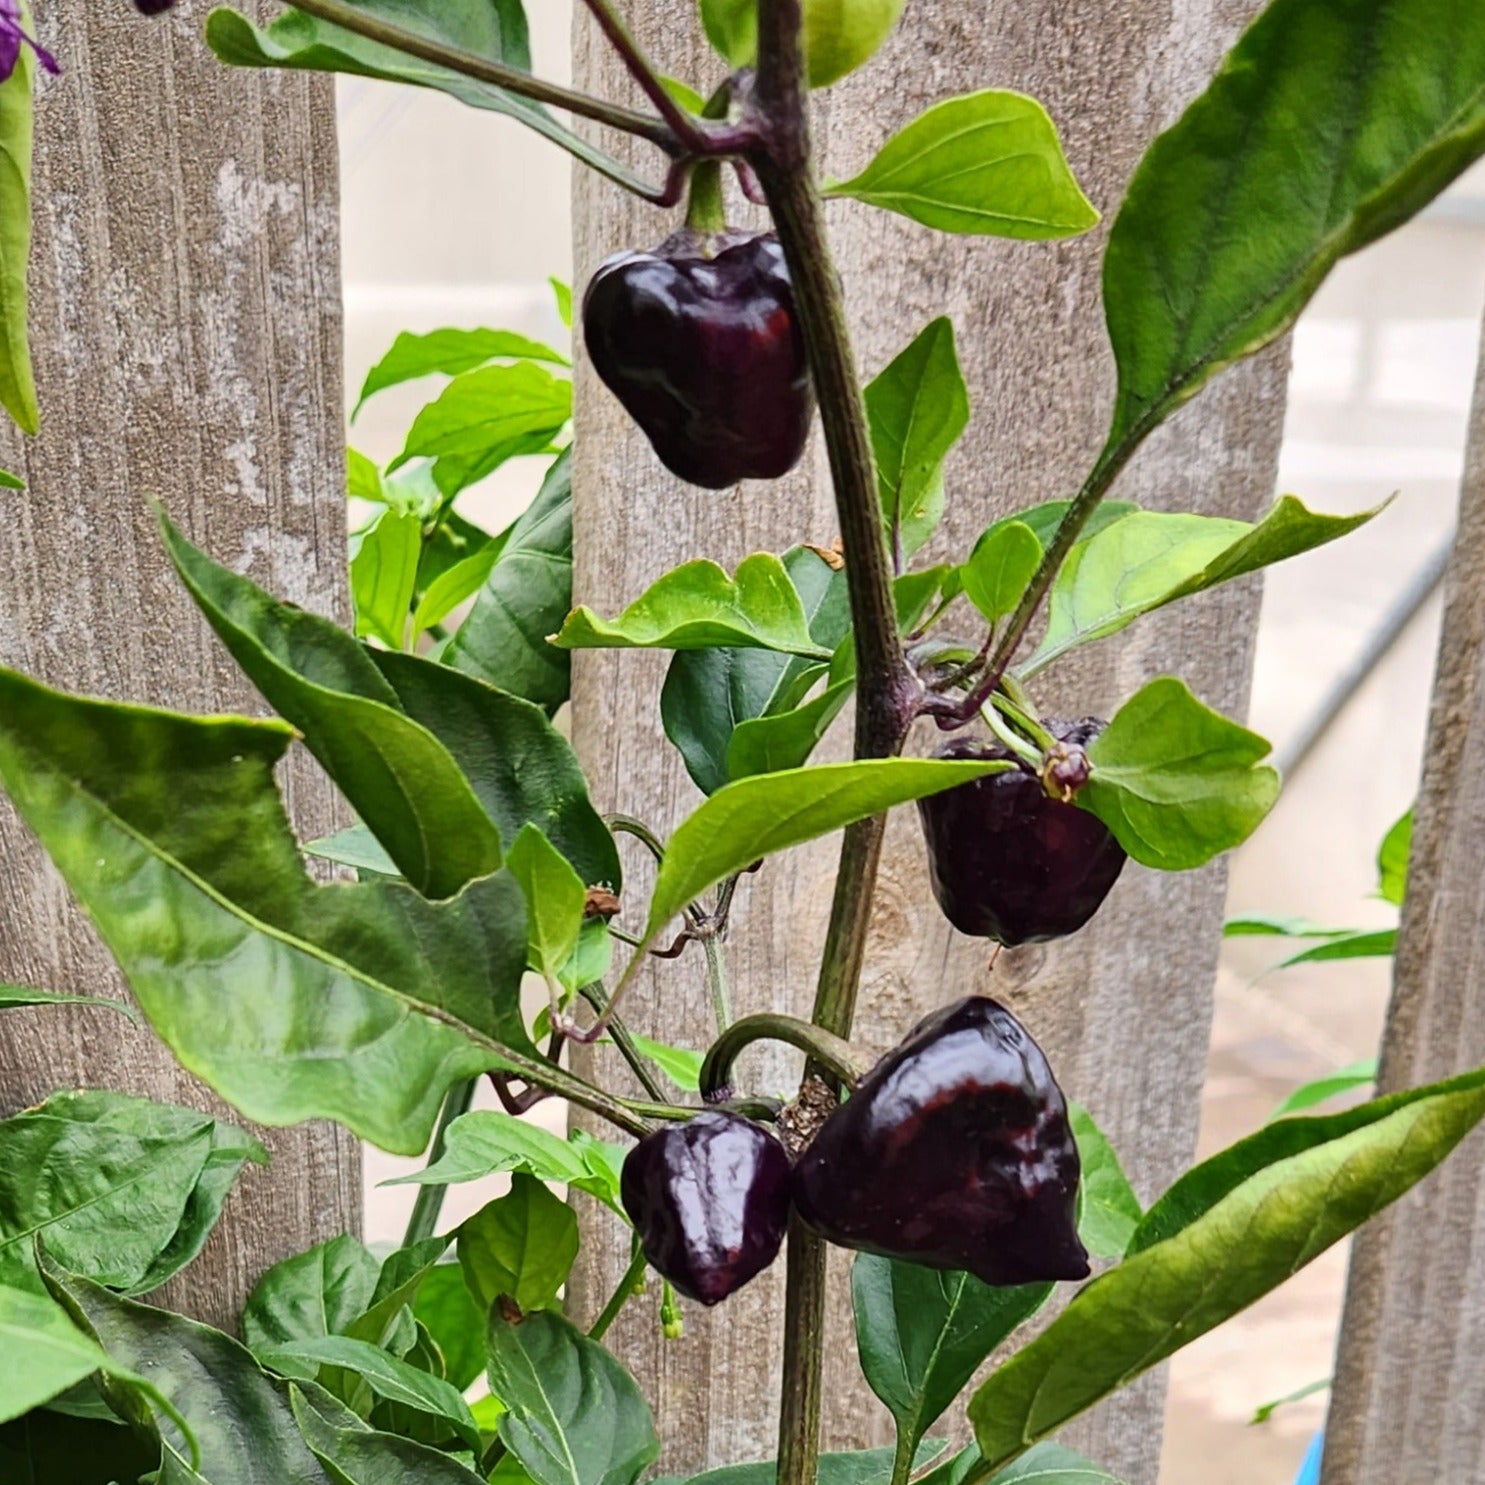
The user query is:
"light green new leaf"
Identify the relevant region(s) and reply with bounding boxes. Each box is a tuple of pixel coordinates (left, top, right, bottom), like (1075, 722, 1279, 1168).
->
(0, 983, 138, 1020)
(624, 1034, 703, 1093)
(458, 1175, 580, 1314)
(0, 27, 38, 434)
(508, 826, 587, 990)
(1275, 929, 1396, 970)
(700, 0, 906, 88)
(962, 522, 1041, 625)
(410, 538, 503, 637)
(866, 318, 969, 559)
(968, 1064, 1485, 1471)
(0, 1285, 114, 1425)
(1269, 1062, 1376, 1122)
(290, 1384, 490, 1485)
(357, 328, 568, 414)
(1222, 914, 1353, 939)
(1068, 1104, 1141, 1261)
(556, 554, 829, 658)
(1377, 805, 1413, 906)
(1026, 498, 1382, 674)
(161, 510, 504, 899)
(1103, 0, 1485, 448)
(393, 362, 572, 471)
(726, 680, 855, 783)
(485, 1308, 659, 1485)
(351, 509, 421, 650)
(829, 90, 1098, 238)
(552, 278, 574, 329)
(647, 757, 1009, 938)
(0, 465, 21, 489)
(1250, 1377, 1331, 1427)
(0, 665, 538, 1155)
(0, 1089, 263, 1297)
(1080, 678, 1279, 871)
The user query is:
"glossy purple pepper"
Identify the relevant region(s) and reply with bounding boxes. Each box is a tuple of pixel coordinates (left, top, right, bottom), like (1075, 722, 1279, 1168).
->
(582, 229, 813, 489)
(917, 719, 1127, 947)
(793, 996, 1089, 1287)
(621, 1111, 791, 1305)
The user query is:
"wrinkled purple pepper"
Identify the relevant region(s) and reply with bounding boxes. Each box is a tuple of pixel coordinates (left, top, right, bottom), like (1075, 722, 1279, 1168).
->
(621, 1110, 792, 1305)
(917, 719, 1127, 947)
(583, 229, 813, 489)
(793, 996, 1089, 1287)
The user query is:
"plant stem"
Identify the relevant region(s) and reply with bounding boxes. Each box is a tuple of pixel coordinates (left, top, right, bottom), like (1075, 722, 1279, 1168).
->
(699, 1012, 867, 1101)
(888, 1434, 917, 1485)
(579, 982, 673, 1103)
(589, 1241, 649, 1341)
(401, 1075, 478, 1246)
(701, 931, 733, 1034)
(748, 8, 917, 1485)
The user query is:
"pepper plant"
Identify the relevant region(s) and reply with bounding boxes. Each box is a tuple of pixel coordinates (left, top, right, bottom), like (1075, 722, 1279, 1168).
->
(3, 1, 1485, 1483)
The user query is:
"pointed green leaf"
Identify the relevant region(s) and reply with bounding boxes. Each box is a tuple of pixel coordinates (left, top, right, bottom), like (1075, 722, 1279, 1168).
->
(726, 680, 854, 783)
(0, 985, 138, 1020)
(918, 1443, 1126, 1485)
(303, 823, 401, 880)
(357, 329, 568, 414)
(622, 1034, 703, 1094)
(1222, 914, 1355, 939)
(351, 510, 422, 650)
(243, 1237, 383, 1353)
(1269, 1062, 1376, 1122)
(393, 363, 571, 471)
(0, 465, 22, 490)
(700, 0, 906, 87)
(1251, 1378, 1331, 1426)
(0, 666, 534, 1155)
(290, 1383, 489, 1485)
(0, 1285, 114, 1425)
(344, 1238, 451, 1352)
(961, 522, 1041, 625)
(1377, 806, 1413, 906)
(1274, 929, 1396, 969)
(647, 757, 1010, 938)
(828, 90, 1098, 238)
(508, 827, 587, 989)
(866, 319, 969, 559)
(556, 554, 829, 658)
(1069, 1104, 1141, 1261)
(458, 1176, 580, 1314)
(967, 1065, 1485, 1471)
(1103, 0, 1485, 447)
(0, 28, 38, 434)
(551, 278, 573, 329)
(410, 539, 503, 638)
(485, 1308, 659, 1485)
(657, 1444, 947, 1485)
(413, 1265, 486, 1392)
(161, 510, 503, 899)
(1080, 678, 1279, 870)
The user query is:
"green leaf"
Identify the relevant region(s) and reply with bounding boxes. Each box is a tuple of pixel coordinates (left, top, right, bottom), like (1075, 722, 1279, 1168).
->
(555, 554, 829, 659)
(1080, 678, 1279, 871)
(0, 1285, 114, 1425)
(508, 827, 587, 990)
(1222, 914, 1355, 939)
(967, 1064, 1485, 1471)
(206, 1, 627, 192)
(1251, 1376, 1330, 1426)
(388, 1113, 625, 1214)
(866, 319, 969, 560)
(393, 363, 571, 473)
(1069, 1103, 1141, 1261)
(348, 448, 385, 503)
(622, 1034, 703, 1094)
(357, 330, 568, 414)
(260, 1337, 479, 1453)
(726, 680, 855, 783)
(828, 90, 1098, 238)
(918, 1443, 1127, 1485)
(852, 1255, 1049, 1463)
(1269, 1062, 1376, 1122)
(0, 666, 533, 1155)
(658, 1443, 947, 1485)
(1274, 929, 1397, 969)
(0, 1090, 263, 1296)
(0, 29, 38, 434)
(458, 1176, 580, 1314)
(370, 649, 620, 891)
(410, 539, 502, 638)
(1026, 499, 1383, 674)
(1102, 0, 1485, 449)
(243, 1237, 382, 1353)
(290, 1383, 489, 1485)
(662, 548, 849, 795)
(700, 0, 906, 87)
(302, 823, 401, 879)
(344, 1238, 451, 1353)
(161, 510, 504, 899)
(447, 450, 573, 711)
(485, 1308, 659, 1485)
(412, 1265, 486, 1393)
(0, 984, 139, 1020)
(551, 279, 573, 329)
(962, 522, 1041, 625)
(0, 465, 22, 489)
(351, 510, 422, 650)
(1377, 806, 1413, 906)
(647, 756, 1012, 939)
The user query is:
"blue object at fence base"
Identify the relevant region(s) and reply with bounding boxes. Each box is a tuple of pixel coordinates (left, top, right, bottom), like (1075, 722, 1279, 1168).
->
(1295, 1432, 1323, 1485)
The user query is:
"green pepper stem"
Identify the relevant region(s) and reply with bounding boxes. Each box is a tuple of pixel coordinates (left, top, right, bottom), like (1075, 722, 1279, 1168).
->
(401, 1076, 479, 1246)
(588, 1240, 649, 1341)
(699, 1013, 867, 1101)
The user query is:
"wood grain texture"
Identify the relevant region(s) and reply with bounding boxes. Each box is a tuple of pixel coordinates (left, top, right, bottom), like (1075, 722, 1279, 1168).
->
(0, 1, 359, 1330)
(1320, 309, 1485, 1485)
(567, 4, 1287, 1480)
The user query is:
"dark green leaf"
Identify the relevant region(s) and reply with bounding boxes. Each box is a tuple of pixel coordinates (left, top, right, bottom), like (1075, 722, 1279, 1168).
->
(0, 1090, 263, 1295)
(0, 665, 533, 1155)
(1377, 806, 1413, 906)
(556, 555, 829, 658)
(852, 1255, 1048, 1460)
(370, 649, 620, 890)
(1081, 678, 1279, 870)
(243, 1237, 382, 1353)
(662, 548, 849, 795)
(290, 1384, 488, 1485)
(659, 1443, 946, 1485)
(351, 510, 422, 650)
(1102, 0, 1485, 448)
(161, 510, 504, 899)
(447, 451, 573, 711)
(485, 1308, 659, 1485)
(866, 319, 969, 559)
(961, 522, 1040, 625)
(343, 1238, 451, 1353)
(828, 91, 1098, 238)
(968, 1065, 1485, 1469)
(1069, 1103, 1141, 1260)
(918, 1443, 1127, 1485)
(1275, 930, 1397, 969)
(458, 1175, 579, 1313)
(412, 1265, 486, 1392)
(1269, 1062, 1376, 1122)
(0, 1285, 115, 1425)
(0, 984, 139, 1020)
(393, 364, 571, 472)
(357, 330, 568, 414)
(0, 34, 38, 433)
(726, 680, 854, 782)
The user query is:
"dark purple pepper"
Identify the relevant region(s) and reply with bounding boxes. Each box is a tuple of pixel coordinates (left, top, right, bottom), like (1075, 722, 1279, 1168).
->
(917, 719, 1127, 947)
(620, 1111, 791, 1305)
(582, 229, 813, 489)
(133, 1, 180, 13)
(793, 996, 1088, 1287)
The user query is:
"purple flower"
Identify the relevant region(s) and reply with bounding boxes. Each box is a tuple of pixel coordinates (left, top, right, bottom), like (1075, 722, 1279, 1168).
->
(0, 0, 60, 84)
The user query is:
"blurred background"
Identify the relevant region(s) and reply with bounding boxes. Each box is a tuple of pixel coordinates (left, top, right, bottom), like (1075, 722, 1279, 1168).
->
(337, 7, 1485, 1479)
